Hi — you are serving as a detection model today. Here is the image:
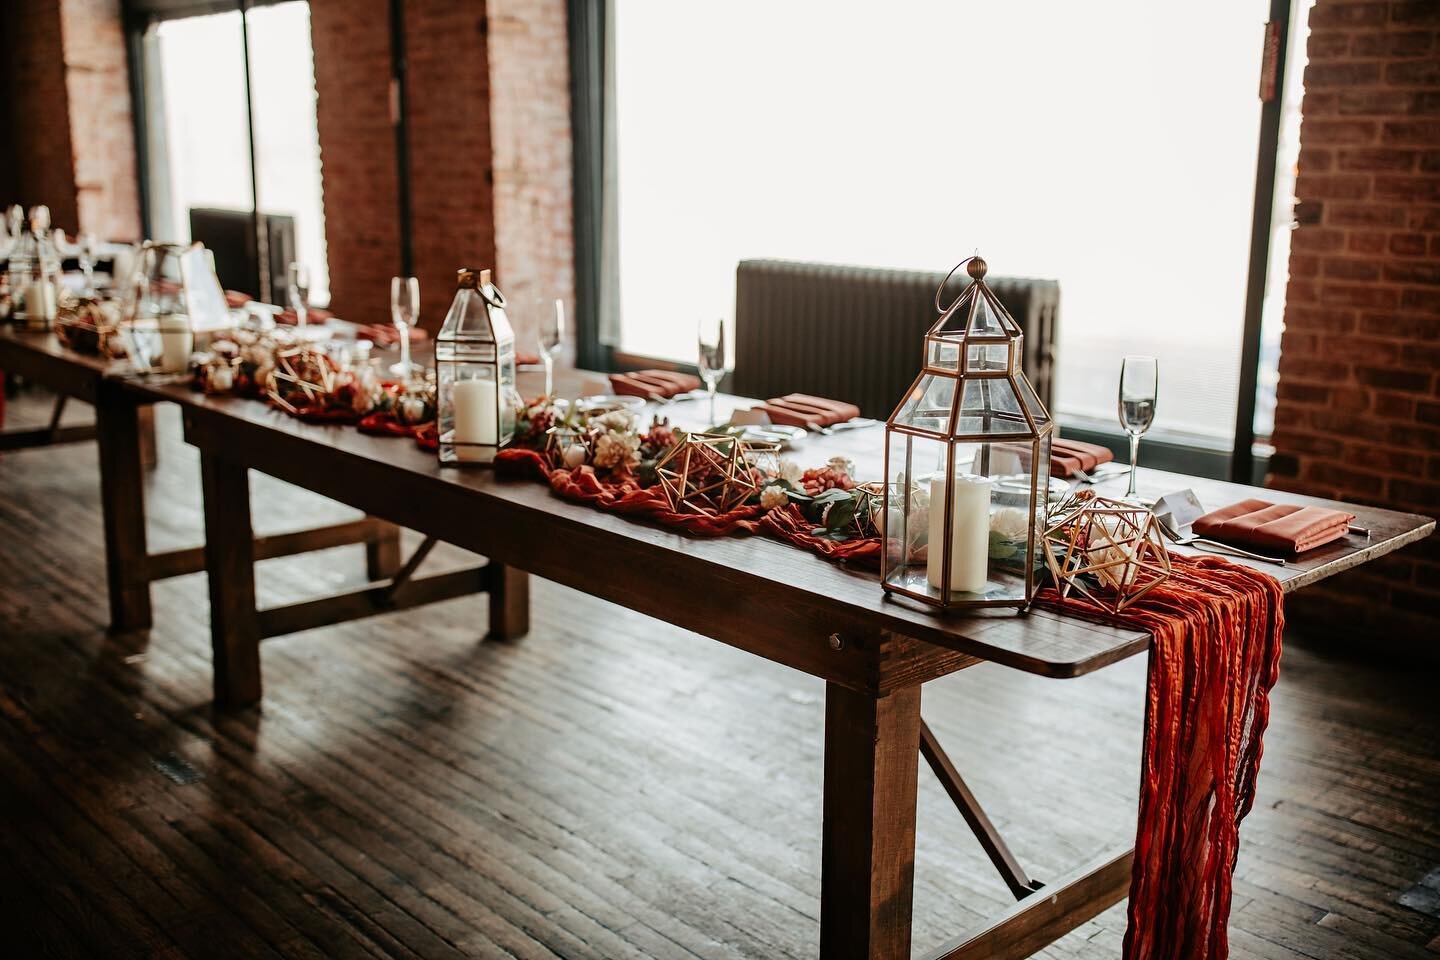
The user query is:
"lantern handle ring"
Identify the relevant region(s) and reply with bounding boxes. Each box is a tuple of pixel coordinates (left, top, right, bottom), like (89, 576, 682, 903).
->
(934, 255, 978, 315)
(480, 285, 507, 310)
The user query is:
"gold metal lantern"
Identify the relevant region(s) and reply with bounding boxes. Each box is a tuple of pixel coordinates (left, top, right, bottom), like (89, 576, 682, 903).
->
(881, 255, 1054, 610)
(436, 268, 518, 465)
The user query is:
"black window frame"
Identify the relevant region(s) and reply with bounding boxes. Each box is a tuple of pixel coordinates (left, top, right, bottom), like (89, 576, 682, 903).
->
(567, 0, 1293, 483)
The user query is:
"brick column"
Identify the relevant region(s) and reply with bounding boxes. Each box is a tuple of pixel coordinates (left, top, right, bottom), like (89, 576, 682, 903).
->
(0, 0, 138, 239)
(487, 0, 576, 341)
(310, 0, 403, 324)
(1270, 0, 1440, 656)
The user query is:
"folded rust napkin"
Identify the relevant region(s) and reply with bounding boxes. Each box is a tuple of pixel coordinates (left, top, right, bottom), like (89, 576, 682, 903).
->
(609, 369, 702, 399)
(1192, 497, 1354, 554)
(355, 323, 428, 347)
(276, 306, 336, 326)
(1050, 437, 1115, 477)
(758, 393, 861, 429)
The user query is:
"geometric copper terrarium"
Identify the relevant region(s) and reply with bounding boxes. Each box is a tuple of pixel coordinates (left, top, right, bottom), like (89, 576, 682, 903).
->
(881, 255, 1054, 611)
(1042, 490, 1171, 614)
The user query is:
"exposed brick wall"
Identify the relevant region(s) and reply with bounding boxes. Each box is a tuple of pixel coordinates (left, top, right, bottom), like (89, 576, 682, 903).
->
(309, 0, 402, 324)
(404, 0, 497, 332)
(2, 0, 571, 338)
(1, 0, 81, 230)
(487, 0, 575, 348)
(59, 0, 140, 241)
(1270, 0, 1440, 655)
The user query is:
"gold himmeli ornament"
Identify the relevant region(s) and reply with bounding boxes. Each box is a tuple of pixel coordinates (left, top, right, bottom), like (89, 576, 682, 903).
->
(653, 432, 762, 515)
(1042, 490, 1171, 613)
(265, 345, 337, 414)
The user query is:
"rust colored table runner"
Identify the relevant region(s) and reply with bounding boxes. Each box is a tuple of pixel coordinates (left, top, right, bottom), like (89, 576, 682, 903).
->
(1040, 556, 1284, 959)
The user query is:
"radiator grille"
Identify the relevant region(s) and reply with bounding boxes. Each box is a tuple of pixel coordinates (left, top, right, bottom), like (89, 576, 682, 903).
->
(732, 259, 1059, 421)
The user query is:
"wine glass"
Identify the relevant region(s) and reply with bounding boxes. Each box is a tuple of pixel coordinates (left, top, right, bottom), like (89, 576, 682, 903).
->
(390, 275, 420, 379)
(537, 298, 565, 398)
(287, 261, 311, 329)
(77, 232, 97, 296)
(697, 316, 726, 426)
(1118, 355, 1158, 501)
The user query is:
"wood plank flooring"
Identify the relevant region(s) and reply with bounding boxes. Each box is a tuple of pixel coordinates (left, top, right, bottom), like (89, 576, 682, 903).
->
(1, 388, 1438, 959)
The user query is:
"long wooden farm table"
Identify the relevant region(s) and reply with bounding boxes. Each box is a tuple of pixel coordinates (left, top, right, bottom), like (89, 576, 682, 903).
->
(118, 370, 1434, 960)
(0, 328, 406, 632)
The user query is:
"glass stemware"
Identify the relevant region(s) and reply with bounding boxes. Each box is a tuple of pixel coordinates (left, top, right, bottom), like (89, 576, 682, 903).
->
(1118, 355, 1158, 501)
(697, 316, 726, 426)
(287, 261, 311, 329)
(537, 298, 565, 398)
(391, 275, 420, 379)
(77, 233, 97, 296)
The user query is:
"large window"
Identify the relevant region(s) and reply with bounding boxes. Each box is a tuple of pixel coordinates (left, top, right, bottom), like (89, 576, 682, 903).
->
(138, 0, 329, 305)
(607, 1, 1299, 447)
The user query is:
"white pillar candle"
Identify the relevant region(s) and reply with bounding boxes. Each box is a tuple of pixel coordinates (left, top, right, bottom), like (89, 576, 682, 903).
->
(927, 473, 992, 595)
(24, 280, 56, 329)
(158, 317, 193, 374)
(451, 377, 497, 462)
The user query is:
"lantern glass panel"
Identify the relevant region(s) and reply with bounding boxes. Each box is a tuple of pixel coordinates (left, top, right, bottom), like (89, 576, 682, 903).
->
(1015, 373, 1051, 427)
(965, 342, 1009, 373)
(927, 337, 960, 371)
(968, 294, 1007, 338)
(894, 373, 955, 435)
(956, 378, 1033, 437)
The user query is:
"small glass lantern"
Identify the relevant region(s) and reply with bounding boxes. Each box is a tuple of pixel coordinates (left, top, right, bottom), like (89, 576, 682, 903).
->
(881, 255, 1053, 610)
(436, 267, 517, 465)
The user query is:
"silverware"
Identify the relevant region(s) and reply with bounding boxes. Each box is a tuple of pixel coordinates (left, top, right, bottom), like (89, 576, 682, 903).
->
(1154, 516, 1286, 567)
(811, 418, 879, 436)
(1071, 462, 1130, 485)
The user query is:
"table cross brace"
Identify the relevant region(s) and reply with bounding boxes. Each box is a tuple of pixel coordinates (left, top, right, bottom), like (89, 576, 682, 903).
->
(920, 719, 1044, 901)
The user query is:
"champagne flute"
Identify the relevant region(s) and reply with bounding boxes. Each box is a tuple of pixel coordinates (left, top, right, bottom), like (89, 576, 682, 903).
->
(537, 298, 565, 398)
(391, 275, 420, 379)
(697, 316, 726, 426)
(1118, 355, 1158, 501)
(287, 261, 311, 330)
(77, 232, 97, 296)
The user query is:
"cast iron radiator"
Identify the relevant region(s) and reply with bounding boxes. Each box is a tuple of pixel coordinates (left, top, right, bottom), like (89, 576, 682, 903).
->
(731, 259, 1060, 421)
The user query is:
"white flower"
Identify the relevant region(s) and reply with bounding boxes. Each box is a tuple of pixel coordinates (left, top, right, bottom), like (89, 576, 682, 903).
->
(827, 456, 855, 478)
(592, 430, 640, 469)
(989, 507, 1029, 541)
(562, 443, 587, 469)
(778, 458, 803, 484)
(597, 409, 636, 433)
(759, 486, 789, 511)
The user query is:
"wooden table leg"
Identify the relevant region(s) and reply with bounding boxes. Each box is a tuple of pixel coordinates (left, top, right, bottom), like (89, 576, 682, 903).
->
(94, 388, 152, 632)
(487, 563, 530, 641)
(820, 681, 922, 960)
(365, 518, 402, 580)
(201, 451, 262, 706)
(137, 404, 157, 468)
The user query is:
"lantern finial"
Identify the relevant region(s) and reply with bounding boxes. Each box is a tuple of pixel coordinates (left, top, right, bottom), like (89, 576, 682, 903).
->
(967, 256, 987, 280)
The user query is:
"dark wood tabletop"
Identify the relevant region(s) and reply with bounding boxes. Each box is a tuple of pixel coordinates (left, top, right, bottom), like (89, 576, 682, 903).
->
(0, 327, 127, 401)
(118, 366, 1434, 681)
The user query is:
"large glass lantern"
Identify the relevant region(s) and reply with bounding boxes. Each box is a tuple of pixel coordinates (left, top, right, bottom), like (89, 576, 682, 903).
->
(881, 255, 1053, 610)
(119, 241, 196, 374)
(436, 267, 517, 465)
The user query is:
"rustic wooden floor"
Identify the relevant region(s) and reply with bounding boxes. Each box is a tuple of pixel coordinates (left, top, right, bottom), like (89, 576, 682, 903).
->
(1, 388, 1438, 960)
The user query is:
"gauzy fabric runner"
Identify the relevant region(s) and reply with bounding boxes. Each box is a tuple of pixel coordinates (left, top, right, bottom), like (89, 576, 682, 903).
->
(493, 448, 883, 568)
(1038, 555, 1284, 960)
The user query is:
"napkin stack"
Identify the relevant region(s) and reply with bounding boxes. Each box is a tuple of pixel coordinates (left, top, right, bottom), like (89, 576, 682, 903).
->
(1050, 437, 1115, 478)
(757, 393, 861, 429)
(609, 369, 702, 399)
(1193, 498, 1354, 554)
